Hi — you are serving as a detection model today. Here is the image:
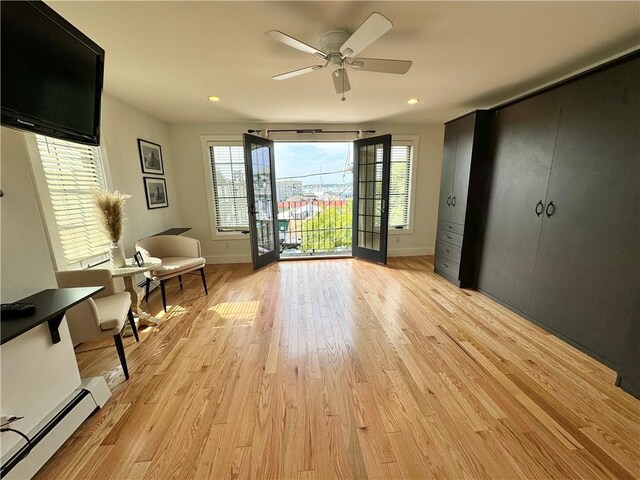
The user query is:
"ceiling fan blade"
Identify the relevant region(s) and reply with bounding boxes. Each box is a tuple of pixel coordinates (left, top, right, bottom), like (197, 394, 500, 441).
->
(332, 68, 351, 94)
(272, 65, 324, 80)
(266, 30, 327, 59)
(350, 58, 412, 74)
(339, 12, 392, 58)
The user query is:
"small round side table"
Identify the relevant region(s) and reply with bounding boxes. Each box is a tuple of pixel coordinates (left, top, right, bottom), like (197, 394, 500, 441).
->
(111, 257, 162, 336)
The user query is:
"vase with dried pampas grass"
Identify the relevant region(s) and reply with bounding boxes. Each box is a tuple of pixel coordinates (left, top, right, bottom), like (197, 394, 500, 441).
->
(92, 188, 131, 267)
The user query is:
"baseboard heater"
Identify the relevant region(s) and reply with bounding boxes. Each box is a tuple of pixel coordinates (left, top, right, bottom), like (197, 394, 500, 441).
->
(0, 377, 110, 480)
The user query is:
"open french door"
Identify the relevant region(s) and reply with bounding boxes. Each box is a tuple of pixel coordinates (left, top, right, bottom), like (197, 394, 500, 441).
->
(352, 134, 392, 264)
(243, 133, 280, 270)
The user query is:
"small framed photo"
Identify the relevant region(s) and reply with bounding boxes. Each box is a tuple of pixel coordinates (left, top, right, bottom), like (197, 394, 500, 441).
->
(138, 139, 164, 175)
(133, 251, 144, 267)
(143, 177, 169, 209)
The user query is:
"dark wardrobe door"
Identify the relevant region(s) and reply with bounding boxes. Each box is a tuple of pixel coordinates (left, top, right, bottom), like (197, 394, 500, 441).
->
(477, 92, 561, 313)
(438, 121, 457, 221)
(528, 58, 640, 366)
(450, 113, 476, 225)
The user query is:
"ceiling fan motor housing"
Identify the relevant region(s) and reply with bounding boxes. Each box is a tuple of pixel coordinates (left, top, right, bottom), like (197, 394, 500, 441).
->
(320, 29, 351, 69)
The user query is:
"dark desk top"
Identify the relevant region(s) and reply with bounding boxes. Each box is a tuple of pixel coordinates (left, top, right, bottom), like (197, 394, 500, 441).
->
(152, 227, 192, 236)
(1, 287, 103, 345)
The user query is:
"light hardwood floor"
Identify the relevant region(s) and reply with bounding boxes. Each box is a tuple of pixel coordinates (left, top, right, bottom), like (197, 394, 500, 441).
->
(35, 256, 639, 479)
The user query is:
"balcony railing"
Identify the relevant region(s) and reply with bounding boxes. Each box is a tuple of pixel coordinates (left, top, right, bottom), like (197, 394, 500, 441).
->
(277, 186, 353, 257)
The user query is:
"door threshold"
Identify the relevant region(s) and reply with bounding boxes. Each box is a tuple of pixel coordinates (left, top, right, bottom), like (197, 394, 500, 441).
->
(278, 255, 353, 262)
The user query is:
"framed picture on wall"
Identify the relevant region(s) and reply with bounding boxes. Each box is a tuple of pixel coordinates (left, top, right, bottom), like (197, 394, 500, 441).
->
(138, 139, 164, 175)
(143, 177, 169, 209)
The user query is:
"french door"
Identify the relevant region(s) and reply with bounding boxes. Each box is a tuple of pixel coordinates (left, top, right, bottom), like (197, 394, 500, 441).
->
(243, 133, 279, 270)
(352, 134, 392, 264)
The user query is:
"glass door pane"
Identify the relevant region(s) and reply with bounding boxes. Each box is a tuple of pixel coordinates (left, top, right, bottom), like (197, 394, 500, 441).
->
(353, 135, 392, 264)
(243, 134, 279, 269)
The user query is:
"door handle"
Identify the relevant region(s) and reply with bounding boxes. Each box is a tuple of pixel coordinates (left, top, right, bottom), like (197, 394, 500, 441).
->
(535, 200, 544, 216)
(451, 196, 456, 207)
(545, 201, 555, 218)
(248, 204, 256, 216)
(446, 196, 451, 206)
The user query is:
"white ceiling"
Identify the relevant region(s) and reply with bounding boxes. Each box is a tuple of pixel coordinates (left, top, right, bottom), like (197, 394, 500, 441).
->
(47, 1, 639, 125)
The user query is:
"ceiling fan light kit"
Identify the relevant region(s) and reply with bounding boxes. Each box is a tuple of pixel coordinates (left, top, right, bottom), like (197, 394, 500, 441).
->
(266, 12, 412, 100)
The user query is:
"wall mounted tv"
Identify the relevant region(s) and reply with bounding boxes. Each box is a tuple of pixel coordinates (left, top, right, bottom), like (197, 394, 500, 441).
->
(1, 1, 105, 146)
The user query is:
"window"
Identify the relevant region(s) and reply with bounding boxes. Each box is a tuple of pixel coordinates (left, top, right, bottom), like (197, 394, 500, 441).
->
(201, 136, 415, 238)
(389, 141, 414, 228)
(207, 143, 249, 233)
(34, 135, 109, 266)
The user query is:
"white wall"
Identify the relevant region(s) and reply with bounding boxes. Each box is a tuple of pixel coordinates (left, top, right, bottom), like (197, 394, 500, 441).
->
(0, 127, 82, 457)
(0, 95, 183, 457)
(101, 94, 182, 257)
(169, 122, 444, 263)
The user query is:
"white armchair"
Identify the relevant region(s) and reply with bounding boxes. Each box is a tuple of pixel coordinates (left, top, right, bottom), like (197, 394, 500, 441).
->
(135, 235, 208, 312)
(55, 269, 138, 380)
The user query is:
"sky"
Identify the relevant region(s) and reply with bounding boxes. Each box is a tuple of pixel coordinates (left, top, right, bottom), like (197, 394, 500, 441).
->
(274, 142, 353, 185)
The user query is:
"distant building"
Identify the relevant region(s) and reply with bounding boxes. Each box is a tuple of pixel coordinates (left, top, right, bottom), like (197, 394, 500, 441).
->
(276, 180, 303, 202)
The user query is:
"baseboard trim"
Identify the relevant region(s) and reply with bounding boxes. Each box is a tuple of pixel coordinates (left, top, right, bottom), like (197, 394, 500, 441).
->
(204, 249, 433, 264)
(1, 388, 100, 480)
(388, 247, 434, 257)
(204, 254, 252, 265)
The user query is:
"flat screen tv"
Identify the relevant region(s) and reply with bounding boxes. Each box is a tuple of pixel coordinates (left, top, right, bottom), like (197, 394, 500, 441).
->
(1, 1, 104, 146)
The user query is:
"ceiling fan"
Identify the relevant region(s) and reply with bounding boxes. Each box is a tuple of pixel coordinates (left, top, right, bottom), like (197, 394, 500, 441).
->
(266, 12, 412, 99)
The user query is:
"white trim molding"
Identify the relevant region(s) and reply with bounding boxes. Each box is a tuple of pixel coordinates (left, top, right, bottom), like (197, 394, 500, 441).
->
(204, 254, 252, 264)
(389, 134, 419, 235)
(388, 247, 434, 257)
(200, 134, 248, 241)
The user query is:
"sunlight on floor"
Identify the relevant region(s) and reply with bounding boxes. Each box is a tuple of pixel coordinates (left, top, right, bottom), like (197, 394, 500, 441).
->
(208, 301, 261, 324)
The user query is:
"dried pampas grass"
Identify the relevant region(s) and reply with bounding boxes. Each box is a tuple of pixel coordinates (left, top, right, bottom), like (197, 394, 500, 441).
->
(92, 188, 130, 243)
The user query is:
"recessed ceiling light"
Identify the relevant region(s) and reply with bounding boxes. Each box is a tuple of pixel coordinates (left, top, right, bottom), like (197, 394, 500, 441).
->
(208, 96, 221, 102)
(407, 98, 419, 105)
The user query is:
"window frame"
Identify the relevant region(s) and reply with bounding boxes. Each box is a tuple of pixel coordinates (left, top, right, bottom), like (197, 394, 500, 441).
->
(199, 134, 418, 239)
(24, 132, 114, 270)
(388, 135, 419, 235)
(200, 135, 249, 241)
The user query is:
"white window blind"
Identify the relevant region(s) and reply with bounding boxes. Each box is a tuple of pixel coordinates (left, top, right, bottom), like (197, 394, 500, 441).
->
(35, 135, 109, 265)
(208, 144, 249, 231)
(389, 143, 413, 227)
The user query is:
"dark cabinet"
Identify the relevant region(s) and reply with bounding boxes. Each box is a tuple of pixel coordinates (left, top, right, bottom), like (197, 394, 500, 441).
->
(528, 58, 640, 367)
(435, 111, 491, 286)
(437, 122, 458, 221)
(475, 52, 640, 396)
(450, 114, 476, 226)
(477, 92, 561, 312)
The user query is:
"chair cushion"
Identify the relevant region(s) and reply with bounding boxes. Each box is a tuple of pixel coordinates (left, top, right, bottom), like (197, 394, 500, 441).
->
(151, 256, 205, 280)
(94, 292, 131, 331)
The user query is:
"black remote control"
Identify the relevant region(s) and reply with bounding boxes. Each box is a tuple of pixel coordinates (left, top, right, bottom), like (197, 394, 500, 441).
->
(1, 303, 36, 318)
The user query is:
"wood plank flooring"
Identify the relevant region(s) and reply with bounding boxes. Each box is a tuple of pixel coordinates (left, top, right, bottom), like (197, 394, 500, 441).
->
(35, 256, 639, 479)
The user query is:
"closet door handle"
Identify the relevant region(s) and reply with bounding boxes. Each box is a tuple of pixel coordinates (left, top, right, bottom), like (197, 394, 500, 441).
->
(451, 196, 456, 207)
(535, 200, 544, 216)
(446, 196, 451, 206)
(545, 201, 555, 218)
